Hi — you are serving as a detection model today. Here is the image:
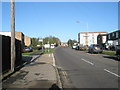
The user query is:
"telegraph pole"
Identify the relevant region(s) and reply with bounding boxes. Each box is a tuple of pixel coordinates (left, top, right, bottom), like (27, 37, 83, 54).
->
(11, 0, 15, 72)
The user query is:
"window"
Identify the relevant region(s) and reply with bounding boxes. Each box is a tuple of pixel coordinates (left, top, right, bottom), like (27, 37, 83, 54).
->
(108, 34, 110, 39)
(112, 33, 115, 37)
(116, 32, 118, 38)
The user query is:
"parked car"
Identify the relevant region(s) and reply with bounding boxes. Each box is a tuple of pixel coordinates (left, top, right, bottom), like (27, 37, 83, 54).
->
(76, 44, 87, 51)
(116, 46, 120, 60)
(23, 46, 33, 52)
(116, 49, 120, 60)
(72, 43, 78, 49)
(88, 44, 102, 54)
(51, 44, 55, 48)
(105, 40, 113, 49)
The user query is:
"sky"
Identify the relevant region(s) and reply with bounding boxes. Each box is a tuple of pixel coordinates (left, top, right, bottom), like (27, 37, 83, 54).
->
(2, 2, 118, 42)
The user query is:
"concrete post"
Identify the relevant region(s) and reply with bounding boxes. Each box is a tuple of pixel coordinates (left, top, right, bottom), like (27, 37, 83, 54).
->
(10, 0, 15, 72)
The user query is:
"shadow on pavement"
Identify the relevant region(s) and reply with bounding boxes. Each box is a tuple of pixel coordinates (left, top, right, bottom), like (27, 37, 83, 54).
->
(2, 55, 40, 81)
(2, 70, 29, 87)
(22, 56, 33, 63)
(103, 55, 119, 61)
(25, 62, 46, 67)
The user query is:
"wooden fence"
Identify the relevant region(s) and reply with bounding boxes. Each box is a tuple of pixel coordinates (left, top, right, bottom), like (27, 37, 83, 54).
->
(1, 35, 22, 73)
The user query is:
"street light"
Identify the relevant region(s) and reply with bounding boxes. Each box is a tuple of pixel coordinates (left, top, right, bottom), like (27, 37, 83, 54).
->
(76, 21, 89, 46)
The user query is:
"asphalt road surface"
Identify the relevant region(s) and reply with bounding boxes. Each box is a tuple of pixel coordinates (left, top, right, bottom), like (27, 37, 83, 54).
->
(54, 47, 119, 88)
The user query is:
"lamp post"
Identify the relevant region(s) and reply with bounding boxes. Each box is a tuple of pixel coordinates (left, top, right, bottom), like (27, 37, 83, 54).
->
(10, 0, 15, 72)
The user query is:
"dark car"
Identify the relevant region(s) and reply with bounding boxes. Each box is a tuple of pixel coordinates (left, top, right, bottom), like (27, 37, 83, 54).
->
(23, 46, 33, 52)
(116, 49, 120, 60)
(88, 44, 102, 54)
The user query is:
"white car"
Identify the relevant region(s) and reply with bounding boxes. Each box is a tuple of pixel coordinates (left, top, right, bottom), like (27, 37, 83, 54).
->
(51, 44, 55, 48)
(44, 44, 50, 49)
(72, 44, 77, 49)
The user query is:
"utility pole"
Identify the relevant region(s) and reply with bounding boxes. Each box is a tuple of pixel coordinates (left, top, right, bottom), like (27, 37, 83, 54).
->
(11, 0, 15, 72)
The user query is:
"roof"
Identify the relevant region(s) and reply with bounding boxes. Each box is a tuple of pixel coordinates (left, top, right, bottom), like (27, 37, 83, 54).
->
(108, 30, 120, 34)
(79, 32, 107, 34)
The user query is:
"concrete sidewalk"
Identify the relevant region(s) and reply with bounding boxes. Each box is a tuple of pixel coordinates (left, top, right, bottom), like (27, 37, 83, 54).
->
(2, 54, 62, 89)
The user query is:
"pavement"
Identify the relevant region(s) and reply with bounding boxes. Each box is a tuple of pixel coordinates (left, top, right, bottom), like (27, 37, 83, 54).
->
(2, 53, 62, 89)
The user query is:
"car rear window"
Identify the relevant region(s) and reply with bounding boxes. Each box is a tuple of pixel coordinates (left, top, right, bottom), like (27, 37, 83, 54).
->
(94, 45, 100, 47)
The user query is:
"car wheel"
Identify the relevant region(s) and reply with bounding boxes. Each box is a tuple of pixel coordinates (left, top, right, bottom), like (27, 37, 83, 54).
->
(117, 54, 120, 60)
(91, 50, 93, 54)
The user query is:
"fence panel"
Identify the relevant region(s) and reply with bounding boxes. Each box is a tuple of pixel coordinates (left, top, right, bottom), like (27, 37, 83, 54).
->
(1, 35, 22, 73)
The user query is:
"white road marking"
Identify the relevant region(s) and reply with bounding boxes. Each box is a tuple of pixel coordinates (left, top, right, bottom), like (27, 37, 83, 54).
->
(104, 69, 120, 77)
(62, 71, 67, 80)
(49, 54, 51, 57)
(52, 53, 56, 67)
(81, 58, 94, 65)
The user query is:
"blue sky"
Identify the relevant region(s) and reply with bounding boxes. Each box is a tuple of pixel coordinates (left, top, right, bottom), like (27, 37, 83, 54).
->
(2, 2, 118, 42)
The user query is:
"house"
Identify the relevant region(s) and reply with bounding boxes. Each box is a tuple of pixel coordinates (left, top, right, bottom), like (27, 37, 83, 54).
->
(78, 32, 107, 46)
(24, 36, 31, 46)
(61, 42, 68, 46)
(106, 30, 120, 45)
(97, 34, 107, 46)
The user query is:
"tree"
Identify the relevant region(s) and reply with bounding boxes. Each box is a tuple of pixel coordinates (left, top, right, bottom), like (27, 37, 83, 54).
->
(67, 39, 77, 47)
(43, 36, 61, 46)
(67, 39, 72, 47)
(31, 38, 42, 47)
(72, 40, 77, 45)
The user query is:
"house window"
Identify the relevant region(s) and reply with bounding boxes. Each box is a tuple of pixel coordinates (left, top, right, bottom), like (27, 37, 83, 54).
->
(108, 34, 110, 39)
(116, 32, 118, 38)
(112, 33, 115, 37)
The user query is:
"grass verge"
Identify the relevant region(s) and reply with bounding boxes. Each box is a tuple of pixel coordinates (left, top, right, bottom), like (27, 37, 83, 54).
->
(43, 48, 55, 54)
(103, 50, 116, 55)
(22, 50, 38, 55)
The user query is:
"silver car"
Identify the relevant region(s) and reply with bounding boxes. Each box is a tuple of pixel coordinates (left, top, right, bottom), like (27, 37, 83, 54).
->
(88, 44, 102, 54)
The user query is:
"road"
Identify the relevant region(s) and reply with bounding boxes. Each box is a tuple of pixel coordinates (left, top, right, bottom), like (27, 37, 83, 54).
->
(54, 47, 119, 88)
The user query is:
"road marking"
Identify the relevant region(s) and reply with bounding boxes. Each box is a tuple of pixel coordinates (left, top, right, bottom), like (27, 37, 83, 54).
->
(81, 58, 94, 65)
(104, 69, 120, 77)
(49, 54, 51, 57)
(62, 71, 67, 80)
(52, 53, 56, 67)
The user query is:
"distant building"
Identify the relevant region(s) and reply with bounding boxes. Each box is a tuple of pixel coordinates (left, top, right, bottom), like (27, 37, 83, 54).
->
(106, 30, 120, 45)
(97, 34, 107, 46)
(78, 32, 107, 46)
(24, 36, 31, 46)
(15, 32, 25, 49)
(61, 42, 68, 46)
